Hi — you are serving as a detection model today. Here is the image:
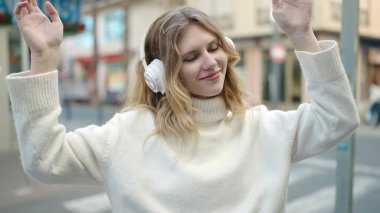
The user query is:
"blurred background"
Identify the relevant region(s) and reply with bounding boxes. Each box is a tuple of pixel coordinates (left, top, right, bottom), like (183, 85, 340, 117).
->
(0, 0, 379, 212)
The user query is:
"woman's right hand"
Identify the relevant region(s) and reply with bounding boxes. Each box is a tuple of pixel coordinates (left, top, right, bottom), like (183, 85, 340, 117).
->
(14, 0, 63, 74)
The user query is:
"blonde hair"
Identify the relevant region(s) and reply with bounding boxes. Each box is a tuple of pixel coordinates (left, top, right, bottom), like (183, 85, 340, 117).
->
(124, 6, 245, 145)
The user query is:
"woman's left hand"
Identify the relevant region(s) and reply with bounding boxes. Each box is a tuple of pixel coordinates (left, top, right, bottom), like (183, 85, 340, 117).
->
(271, 0, 321, 52)
(271, 0, 312, 35)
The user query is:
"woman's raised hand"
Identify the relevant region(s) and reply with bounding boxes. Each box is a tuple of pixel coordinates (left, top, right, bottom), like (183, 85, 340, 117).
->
(271, 0, 312, 35)
(271, 0, 321, 52)
(14, 0, 63, 74)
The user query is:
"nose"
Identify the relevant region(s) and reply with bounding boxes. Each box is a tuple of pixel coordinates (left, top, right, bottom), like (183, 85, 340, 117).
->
(201, 52, 217, 71)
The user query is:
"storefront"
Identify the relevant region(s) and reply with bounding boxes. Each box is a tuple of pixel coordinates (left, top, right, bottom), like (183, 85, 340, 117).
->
(0, 26, 23, 152)
(60, 7, 126, 105)
(361, 39, 380, 102)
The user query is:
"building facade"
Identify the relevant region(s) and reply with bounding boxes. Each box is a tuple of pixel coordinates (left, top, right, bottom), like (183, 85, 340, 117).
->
(4, 0, 378, 107)
(185, 0, 380, 107)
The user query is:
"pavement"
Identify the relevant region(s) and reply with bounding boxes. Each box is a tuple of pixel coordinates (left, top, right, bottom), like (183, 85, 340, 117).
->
(0, 103, 117, 213)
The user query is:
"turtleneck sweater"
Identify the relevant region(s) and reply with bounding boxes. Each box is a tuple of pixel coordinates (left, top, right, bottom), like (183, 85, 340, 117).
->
(5, 40, 359, 212)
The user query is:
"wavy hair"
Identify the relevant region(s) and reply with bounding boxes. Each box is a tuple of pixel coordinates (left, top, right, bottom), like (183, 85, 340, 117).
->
(124, 6, 246, 145)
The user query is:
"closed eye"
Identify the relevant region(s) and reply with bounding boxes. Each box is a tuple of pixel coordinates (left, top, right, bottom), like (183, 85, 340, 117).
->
(208, 41, 220, 52)
(208, 45, 219, 52)
(182, 39, 220, 63)
(183, 54, 198, 62)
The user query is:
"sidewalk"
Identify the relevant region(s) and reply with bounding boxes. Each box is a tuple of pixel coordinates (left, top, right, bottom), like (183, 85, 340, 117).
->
(356, 123, 380, 138)
(0, 149, 107, 212)
(0, 103, 118, 212)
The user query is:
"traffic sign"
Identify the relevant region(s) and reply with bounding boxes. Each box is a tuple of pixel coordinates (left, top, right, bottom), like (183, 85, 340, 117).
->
(270, 42, 286, 64)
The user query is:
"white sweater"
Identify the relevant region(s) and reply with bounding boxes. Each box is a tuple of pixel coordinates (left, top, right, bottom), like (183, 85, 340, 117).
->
(6, 41, 359, 213)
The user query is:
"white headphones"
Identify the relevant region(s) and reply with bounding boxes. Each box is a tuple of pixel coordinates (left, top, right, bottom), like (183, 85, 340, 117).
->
(139, 30, 235, 94)
(139, 30, 166, 94)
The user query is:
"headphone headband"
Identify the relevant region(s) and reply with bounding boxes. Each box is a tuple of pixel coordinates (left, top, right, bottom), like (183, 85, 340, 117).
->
(139, 30, 148, 69)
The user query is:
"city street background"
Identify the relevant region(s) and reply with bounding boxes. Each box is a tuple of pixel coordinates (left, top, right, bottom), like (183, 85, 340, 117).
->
(1, 0, 380, 212)
(0, 103, 379, 213)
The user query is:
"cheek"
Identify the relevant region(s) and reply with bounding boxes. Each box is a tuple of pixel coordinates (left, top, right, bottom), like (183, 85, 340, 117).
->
(178, 71, 184, 81)
(179, 67, 187, 81)
(178, 67, 192, 87)
(179, 64, 197, 81)
(216, 51, 228, 69)
(222, 52, 228, 66)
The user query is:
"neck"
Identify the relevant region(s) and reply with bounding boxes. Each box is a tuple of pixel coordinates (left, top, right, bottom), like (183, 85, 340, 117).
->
(191, 96, 227, 123)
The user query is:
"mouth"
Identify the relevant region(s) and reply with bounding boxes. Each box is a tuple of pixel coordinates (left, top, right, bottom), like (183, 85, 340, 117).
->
(200, 71, 221, 81)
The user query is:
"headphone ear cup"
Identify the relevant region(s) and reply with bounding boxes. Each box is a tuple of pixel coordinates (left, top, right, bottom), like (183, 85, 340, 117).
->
(144, 59, 166, 94)
(224, 36, 235, 49)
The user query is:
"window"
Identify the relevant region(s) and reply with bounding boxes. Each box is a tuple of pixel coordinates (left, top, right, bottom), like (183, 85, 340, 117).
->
(257, 0, 271, 26)
(195, 0, 233, 29)
(330, 0, 370, 26)
(104, 9, 125, 43)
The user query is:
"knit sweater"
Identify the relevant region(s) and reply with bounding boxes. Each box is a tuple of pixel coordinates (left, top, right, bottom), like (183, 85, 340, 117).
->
(6, 40, 359, 213)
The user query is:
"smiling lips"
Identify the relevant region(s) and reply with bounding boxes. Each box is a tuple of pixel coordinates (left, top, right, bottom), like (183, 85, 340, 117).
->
(200, 71, 221, 81)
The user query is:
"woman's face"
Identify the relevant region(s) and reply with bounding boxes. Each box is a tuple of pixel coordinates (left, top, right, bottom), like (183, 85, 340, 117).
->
(178, 24, 228, 99)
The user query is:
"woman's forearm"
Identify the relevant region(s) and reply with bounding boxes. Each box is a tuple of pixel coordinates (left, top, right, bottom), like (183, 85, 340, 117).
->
(287, 28, 322, 53)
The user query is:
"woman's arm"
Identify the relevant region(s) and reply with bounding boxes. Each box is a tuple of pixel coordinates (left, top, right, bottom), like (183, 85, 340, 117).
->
(291, 41, 359, 161)
(7, 70, 119, 184)
(268, 0, 359, 161)
(7, 1, 114, 184)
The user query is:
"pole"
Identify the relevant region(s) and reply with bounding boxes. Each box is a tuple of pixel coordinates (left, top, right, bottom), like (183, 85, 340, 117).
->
(123, 0, 131, 103)
(92, 0, 103, 124)
(335, 0, 359, 212)
(0, 27, 12, 152)
(270, 22, 281, 109)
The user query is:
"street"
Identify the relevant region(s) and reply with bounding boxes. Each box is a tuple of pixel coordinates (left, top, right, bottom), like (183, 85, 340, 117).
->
(287, 127, 380, 213)
(0, 103, 379, 213)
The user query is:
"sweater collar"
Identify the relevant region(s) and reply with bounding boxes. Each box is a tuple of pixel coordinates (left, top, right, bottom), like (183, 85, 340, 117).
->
(191, 96, 227, 123)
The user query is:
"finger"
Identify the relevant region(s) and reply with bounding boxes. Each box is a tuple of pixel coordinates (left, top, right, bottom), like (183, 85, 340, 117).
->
(44, 1, 61, 23)
(14, 1, 27, 15)
(31, 0, 37, 7)
(31, 0, 42, 13)
(14, 1, 28, 20)
(26, 2, 35, 14)
(43, 1, 60, 23)
(21, 5, 28, 17)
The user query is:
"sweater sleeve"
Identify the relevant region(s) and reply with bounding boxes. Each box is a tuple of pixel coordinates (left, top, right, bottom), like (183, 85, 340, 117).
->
(274, 40, 359, 162)
(6, 70, 118, 185)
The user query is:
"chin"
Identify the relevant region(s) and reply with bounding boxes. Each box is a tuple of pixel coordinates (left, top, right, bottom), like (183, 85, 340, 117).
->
(194, 90, 223, 99)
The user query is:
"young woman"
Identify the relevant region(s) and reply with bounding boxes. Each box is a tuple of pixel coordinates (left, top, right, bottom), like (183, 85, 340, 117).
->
(7, 0, 359, 212)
